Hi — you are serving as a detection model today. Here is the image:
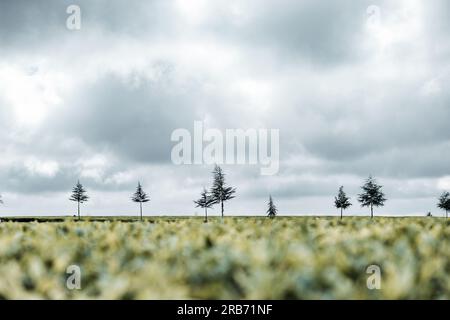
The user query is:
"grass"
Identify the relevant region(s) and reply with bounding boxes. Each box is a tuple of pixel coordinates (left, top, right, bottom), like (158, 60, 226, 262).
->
(0, 216, 448, 299)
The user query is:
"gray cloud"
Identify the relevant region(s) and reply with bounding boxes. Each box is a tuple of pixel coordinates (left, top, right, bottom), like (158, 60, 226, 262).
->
(50, 69, 195, 164)
(0, 0, 449, 215)
(207, 0, 372, 67)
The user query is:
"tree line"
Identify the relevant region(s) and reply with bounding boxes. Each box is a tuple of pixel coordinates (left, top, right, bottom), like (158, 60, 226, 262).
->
(0, 167, 449, 220)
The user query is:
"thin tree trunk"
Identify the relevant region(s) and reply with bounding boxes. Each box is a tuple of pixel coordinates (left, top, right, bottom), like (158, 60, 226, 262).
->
(221, 201, 224, 219)
(140, 202, 143, 221)
(371, 204, 373, 219)
(78, 202, 80, 220)
(340, 208, 343, 219)
(204, 207, 208, 223)
(447, 210, 448, 219)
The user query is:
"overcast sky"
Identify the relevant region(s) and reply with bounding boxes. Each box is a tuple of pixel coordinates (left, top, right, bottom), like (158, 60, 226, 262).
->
(0, 0, 449, 217)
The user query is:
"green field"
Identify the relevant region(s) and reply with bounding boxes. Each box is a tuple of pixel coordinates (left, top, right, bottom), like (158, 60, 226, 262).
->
(0, 217, 449, 299)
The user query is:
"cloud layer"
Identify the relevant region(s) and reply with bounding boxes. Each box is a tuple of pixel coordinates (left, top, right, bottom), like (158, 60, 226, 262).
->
(0, 0, 449, 216)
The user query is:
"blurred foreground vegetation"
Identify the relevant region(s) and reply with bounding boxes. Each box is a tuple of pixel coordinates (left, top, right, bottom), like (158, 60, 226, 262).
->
(0, 217, 449, 299)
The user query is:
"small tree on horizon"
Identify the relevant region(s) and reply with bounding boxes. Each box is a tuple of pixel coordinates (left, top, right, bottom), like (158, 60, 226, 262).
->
(132, 182, 150, 221)
(69, 181, 89, 220)
(267, 195, 277, 218)
(0, 194, 3, 204)
(437, 191, 450, 218)
(358, 176, 386, 218)
(210, 165, 236, 219)
(334, 186, 352, 219)
(194, 187, 215, 223)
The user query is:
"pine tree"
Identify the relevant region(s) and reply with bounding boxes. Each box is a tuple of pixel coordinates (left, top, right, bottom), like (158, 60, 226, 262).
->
(334, 186, 352, 219)
(132, 182, 150, 221)
(194, 187, 215, 223)
(437, 191, 450, 218)
(358, 176, 386, 218)
(69, 181, 89, 220)
(267, 195, 277, 218)
(210, 165, 236, 219)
